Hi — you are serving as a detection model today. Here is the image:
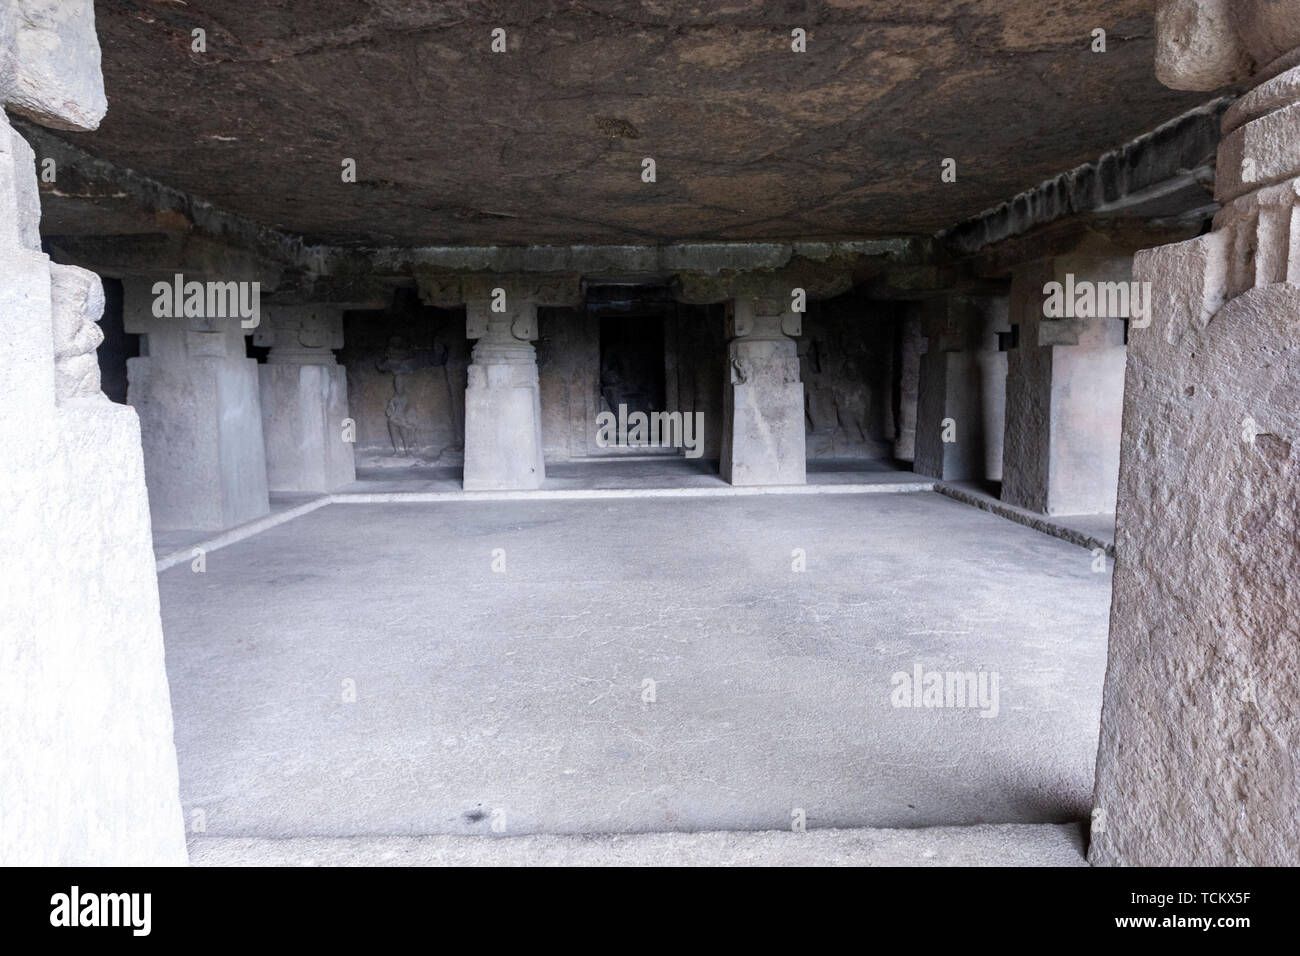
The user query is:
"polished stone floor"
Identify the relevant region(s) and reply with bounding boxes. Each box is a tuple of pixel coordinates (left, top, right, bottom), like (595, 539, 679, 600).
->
(159, 490, 1110, 859)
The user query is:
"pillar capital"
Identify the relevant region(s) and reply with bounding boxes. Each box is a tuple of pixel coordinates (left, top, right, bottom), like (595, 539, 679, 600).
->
(254, 303, 345, 364)
(727, 295, 802, 340)
(415, 271, 582, 312)
(1156, 0, 1300, 92)
(121, 274, 256, 362)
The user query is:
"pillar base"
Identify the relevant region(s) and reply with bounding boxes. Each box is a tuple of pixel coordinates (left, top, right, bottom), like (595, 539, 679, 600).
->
(259, 363, 355, 493)
(462, 356, 545, 491)
(129, 356, 270, 531)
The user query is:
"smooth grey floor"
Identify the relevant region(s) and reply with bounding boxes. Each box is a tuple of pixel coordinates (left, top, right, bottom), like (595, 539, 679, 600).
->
(151, 493, 324, 559)
(159, 492, 1111, 840)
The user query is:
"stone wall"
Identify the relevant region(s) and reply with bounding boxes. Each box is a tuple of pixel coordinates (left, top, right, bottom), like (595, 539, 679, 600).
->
(340, 290, 469, 467)
(341, 291, 902, 468)
(799, 295, 899, 460)
(344, 296, 729, 465)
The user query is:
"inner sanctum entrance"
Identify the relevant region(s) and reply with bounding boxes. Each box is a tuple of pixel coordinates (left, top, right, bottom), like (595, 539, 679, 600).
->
(599, 312, 667, 427)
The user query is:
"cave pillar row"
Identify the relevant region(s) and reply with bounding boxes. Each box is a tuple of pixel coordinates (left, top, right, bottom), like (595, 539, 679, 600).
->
(255, 304, 355, 493)
(0, 0, 187, 865)
(124, 277, 271, 531)
(912, 293, 1010, 483)
(720, 295, 806, 486)
(1090, 0, 1300, 866)
(1000, 254, 1130, 515)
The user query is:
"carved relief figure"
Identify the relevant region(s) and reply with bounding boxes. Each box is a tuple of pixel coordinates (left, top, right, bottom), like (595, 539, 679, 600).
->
(385, 374, 418, 456)
(50, 263, 107, 403)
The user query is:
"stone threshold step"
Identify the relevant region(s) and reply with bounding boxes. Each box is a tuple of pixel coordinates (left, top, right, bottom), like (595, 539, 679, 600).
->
(933, 483, 1116, 556)
(187, 822, 1087, 867)
(330, 481, 933, 504)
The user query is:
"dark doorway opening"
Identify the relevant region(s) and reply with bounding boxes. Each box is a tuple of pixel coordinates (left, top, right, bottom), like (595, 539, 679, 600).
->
(599, 314, 666, 419)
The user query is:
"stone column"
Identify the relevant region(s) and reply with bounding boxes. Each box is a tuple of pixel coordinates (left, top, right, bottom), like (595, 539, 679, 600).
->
(462, 281, 547, 491)
(125, 277, 270, 530)
(1001, 254, 1129, 514)
(1091, 0, 1300, 866)
(893, 306, 923, 462)
(0, 0, 186, 865)
(255, 304, 356, 492)
(720, 295, 806, 485)
(913, 294, 1009, 482)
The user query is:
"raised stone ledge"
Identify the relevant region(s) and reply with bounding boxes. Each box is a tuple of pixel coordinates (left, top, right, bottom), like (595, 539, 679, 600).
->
(941, 100, 1230, 257)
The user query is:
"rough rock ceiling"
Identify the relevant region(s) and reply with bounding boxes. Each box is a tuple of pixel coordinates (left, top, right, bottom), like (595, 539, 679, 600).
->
(64, 0, 1209, 247)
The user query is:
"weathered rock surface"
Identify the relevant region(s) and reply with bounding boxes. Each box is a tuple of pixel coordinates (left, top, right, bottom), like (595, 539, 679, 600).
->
(1092, 279, 1300, 866)
(47, 0, 1207, 246)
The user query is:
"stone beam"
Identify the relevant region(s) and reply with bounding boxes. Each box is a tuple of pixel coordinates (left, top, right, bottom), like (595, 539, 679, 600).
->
(671, 266, 853, 305)
(17, 117, 322, 272)
(942, 99, 1230, 259)
(47, 232, 283, 287)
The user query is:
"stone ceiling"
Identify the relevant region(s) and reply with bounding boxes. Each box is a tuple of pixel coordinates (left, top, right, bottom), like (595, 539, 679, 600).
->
(53, 0, 1210, 248)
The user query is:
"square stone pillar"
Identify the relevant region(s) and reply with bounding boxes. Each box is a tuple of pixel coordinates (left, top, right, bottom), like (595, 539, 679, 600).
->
(0, 2, 186, 866)
(462, 287, 545, 490)
(255, 305, 355, 492)
(720, 296, 806, 485)
(893, 308, 923, 462)
(125, 278, 270, 530)
(1092, 1, 1300, 867)
(913, 294, 1009, 482)
(1001, 256, 1129, 514)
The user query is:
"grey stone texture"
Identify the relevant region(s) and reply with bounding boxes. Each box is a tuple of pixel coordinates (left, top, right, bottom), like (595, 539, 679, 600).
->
(1092, 1, 1300, 866)
(720, 296, 806, 485)
(125, 278, 270, 531)
(255, 305, 355, 493)
(913, 295, 1008, 483)
(339, 295, 469, 466)
(62, 3, 1209, 247)
(0, 0, 107, 132)
(1001, 254, 1128, 515)
(158, 495, 1110, 838)
(0, 5, 185, 866)
(799, 296, 899, 461)
(894, 308, 923, 462)
(461, 280, 553, 490)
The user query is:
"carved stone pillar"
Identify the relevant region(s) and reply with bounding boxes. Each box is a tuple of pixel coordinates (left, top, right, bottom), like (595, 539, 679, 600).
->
(720, 295, 806, 486)
(1091, 0, 1300, 866)
(255, 304, 355, 492)
(125, 277, 270, 531)
(913, 294, 1009, 483)
(1001, 254, 1130, 515)
(0, 0, 186, 866)
(461, 279, 555, 491)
